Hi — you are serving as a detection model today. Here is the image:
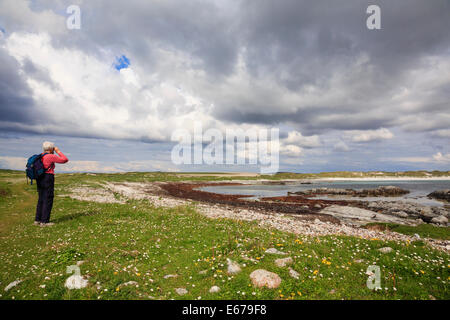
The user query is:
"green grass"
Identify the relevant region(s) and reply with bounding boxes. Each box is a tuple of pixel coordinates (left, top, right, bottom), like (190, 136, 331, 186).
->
(0, 170, 449, 300)
(365, 223, 450, 240)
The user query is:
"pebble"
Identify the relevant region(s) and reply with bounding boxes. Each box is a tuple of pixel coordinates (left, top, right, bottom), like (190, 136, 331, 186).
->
(227, 259, 241, 275)
(4, 280, 22, 292)
(288, 268, 300, 279)
(175, 288, 188, 295)
(209, 286, 221, 293)
(378, 247, 393, 254)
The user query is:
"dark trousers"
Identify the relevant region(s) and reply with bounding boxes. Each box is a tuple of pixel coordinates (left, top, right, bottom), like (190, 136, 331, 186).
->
(35, 173, 55, 223)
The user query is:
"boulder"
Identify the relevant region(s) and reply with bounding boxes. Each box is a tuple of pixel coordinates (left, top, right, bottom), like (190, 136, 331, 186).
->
(428, 190, 450, 202)
(275, 257, 293, 267)
(249, 269, 281, 289)
(431, 215, 448, 225)
(419, 207, 438, 219)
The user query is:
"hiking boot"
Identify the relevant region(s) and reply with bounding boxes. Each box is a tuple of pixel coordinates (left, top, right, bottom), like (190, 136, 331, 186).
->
(40, 222, 55, 227)
(33, 221, 40, 226)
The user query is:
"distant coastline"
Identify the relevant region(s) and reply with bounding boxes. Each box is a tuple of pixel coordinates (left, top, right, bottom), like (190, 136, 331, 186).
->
(315, 177, 450, 181)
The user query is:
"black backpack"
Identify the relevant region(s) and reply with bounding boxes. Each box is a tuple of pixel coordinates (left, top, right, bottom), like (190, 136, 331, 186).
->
(25, 153, 48, 185)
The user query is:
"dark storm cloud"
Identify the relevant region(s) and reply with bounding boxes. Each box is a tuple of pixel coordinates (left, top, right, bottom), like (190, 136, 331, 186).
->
(0, 49, 35, 123)
(207, 0, 450, 131)
(1, 0, 449, 138)
(239, 0, 450, 79)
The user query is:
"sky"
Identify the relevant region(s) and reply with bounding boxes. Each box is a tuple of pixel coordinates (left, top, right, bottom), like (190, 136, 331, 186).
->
(0, 0, 449, 173)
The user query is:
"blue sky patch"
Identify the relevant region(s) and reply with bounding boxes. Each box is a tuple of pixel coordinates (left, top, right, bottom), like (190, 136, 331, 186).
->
(114, 55, 130, 71)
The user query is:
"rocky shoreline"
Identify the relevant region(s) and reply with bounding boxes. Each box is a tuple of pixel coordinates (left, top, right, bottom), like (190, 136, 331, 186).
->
(65, 181, 450, 252)
(288, 186, 410, 197)
(361, 200, 449, 225)
(161, 183, 449, 227)
(428, 189, 450, 202)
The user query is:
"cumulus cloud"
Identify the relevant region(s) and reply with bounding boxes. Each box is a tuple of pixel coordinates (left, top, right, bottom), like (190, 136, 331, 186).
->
(432, 152, 450, 163)
(280, 144, 303, 158)
(283, 131, 321, 148)
(348, 128, 394, 143)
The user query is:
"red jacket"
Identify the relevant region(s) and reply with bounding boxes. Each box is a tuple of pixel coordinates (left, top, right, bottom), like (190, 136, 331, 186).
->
(42, 151, 69, 174)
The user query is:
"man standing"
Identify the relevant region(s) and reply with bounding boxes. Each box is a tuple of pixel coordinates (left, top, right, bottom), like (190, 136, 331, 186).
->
(35, 141, 69, 226)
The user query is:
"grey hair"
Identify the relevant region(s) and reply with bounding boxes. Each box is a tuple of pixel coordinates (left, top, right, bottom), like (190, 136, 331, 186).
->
(42, 141, 55, 152)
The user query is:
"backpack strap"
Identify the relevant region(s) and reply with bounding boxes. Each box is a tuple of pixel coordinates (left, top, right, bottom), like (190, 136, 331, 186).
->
(41, 153, 50, 172)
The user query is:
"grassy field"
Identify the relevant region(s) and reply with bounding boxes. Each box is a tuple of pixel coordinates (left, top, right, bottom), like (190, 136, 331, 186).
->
(0, 170, 449, 300)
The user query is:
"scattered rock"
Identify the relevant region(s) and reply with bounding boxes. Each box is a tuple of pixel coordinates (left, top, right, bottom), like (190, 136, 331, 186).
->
(64, 275, 88, 289)
(288, 268, 300, 279)
(4, 280, 22, 292)
(359, 200, 450, 225)
(378, 247, 393, 254)
(209, 286, 221, 293)
(76, 260, 85, 266)
(199, 270, 208, 275)
(163, 274, 178, 279)
(419, 207, 438, 221)
(393, 211, 408, 218)
(320, 205, 409, 226)
(175, 288, 188, 295)
(249, 269, 282, 289)
(275, 257, 293, 267)
(431, 215, 448, 225)
(227, 258, 241, 275)
(354, 259, 364, 264)
(265, 248, 287, 255)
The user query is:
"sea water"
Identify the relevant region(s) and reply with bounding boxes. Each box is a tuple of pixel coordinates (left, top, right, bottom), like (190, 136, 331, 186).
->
(200, 180, 450, 207)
